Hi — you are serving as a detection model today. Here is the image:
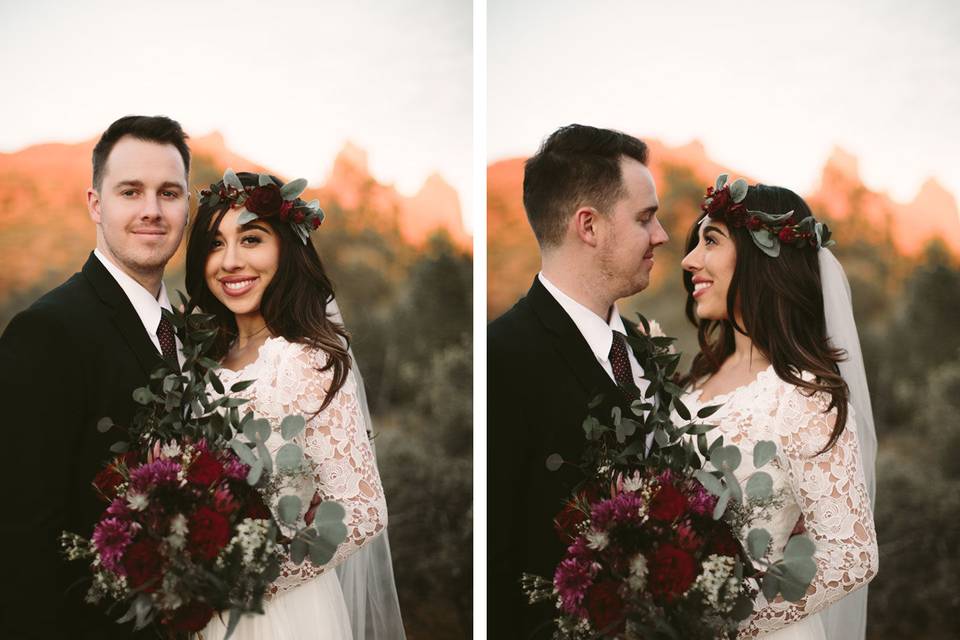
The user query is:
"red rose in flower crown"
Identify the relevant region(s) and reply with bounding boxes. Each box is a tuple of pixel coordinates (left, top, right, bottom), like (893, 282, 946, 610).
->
(648, 543, 697, 603)
(243, 183, 284, 216)
(585, 580, 626, 634)
(188, 506, 231, 561)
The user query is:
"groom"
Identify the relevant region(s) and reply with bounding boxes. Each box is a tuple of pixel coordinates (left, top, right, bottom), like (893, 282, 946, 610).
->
(0, 115, 190, 639)
(488, 124, 668, 638)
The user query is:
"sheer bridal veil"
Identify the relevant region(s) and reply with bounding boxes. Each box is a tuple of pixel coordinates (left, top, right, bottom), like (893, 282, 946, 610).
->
(818, 249, 878, 640)
(329, 298, 406, 640)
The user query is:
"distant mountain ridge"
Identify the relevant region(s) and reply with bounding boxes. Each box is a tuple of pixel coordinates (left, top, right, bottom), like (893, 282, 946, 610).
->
(0, 133, 468, 301)
(487, 138, 959, 317)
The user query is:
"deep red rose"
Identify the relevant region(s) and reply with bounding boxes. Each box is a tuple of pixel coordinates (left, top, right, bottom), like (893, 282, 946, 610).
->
(554, 501, 587, 544)
(704, 186, 731, 215)
(279, 199, 294, 220)
(188, 506, 231, 561)
(706, 526, 741, 558)
(293, 210, 306, 224)
(169, 601, 215, 632)
(675, 523, 702, 552)
(726, 203, 748, 228)
(310, 216, 322, 230)
(648, 543, 697, 603)
(747, 215, 763, 231)
(778, 226, 797, 243)
(92, 465, 124, 502)
(585, 581, 625, 634)
(244, 184, 283, 216)
(187, 451, 224, 486)
(123, 537, 164, 592)
(650, 483, 687, 522)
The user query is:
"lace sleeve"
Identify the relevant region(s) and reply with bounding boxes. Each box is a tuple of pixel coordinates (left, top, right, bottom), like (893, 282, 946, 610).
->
(270, 344, 387, 595)
(740, 385, 878, 637)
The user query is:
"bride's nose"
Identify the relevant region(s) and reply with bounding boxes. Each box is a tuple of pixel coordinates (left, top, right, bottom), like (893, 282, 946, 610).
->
(681, 246, 701, 272)
(220, 240, 244, 271)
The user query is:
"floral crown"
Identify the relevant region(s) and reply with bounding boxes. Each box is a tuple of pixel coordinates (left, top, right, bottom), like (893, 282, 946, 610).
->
(700, 174, 834, 257)
(198, 169, 325, 245)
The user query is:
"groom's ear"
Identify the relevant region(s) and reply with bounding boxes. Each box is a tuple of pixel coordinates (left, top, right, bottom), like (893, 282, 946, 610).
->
(573, 206, 601, 247)
(87, 187, 103, 224)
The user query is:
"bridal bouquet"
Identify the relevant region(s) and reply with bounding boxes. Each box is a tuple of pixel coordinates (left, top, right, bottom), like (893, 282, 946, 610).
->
(523, 315, 817, 639)
(61, 297, 347, 638)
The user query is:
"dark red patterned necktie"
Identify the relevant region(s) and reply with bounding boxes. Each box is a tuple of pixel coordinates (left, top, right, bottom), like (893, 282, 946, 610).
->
(609, 331, 639, 398)
(157, 315, 179, 368)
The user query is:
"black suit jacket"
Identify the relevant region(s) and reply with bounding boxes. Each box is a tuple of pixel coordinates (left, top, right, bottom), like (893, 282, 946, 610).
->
(0, 253, 164, 639)
(488, 277, 634, 639)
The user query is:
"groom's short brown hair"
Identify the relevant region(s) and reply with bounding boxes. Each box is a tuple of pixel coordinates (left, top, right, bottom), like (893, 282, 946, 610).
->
(523, 124, 648, 248)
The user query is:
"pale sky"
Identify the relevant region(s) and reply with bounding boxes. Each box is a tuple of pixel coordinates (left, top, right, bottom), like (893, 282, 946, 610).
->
(0, 0, 473, 231)
(489, 0, 960, 205)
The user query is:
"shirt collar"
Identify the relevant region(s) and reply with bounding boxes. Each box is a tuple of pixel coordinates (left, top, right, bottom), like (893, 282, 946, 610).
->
(539, 272, 625, 364)
(94, 248, 172, 335)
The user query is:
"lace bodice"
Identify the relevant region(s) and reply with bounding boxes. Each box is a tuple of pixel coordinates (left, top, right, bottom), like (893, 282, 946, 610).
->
(218, 336, 387, 596)
(682, 366, 878, 637)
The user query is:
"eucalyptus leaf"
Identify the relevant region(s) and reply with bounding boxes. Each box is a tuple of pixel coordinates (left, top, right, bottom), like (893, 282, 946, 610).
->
(109, 441, 129, 454)
(132, 388, 153, 405)
(693, 469, 724, 496)
(276, 442, 304, 471)
(784, 534, 816, 560)
(673, 396, 691, 421)
(243, 419, 271, 444)
(290, 535, 309, 565)
(258, 173, 273, 186)
(752, 228, 776, 248)
(654, 428, 669, 448)
(246, 458, 264, 485)
(278, 495, 302, 524)
(746, 528, 772, 561)
(310, 522, 346, 565)
(96, 417, 114, 433)
(256, 441, 273, 474)
(761, 571, 781, 601)
(711, 445, 742, 472)
(236, 210, 258, 225)
(729, 178, 748, 202)
(223, 168, 243, 190)
(712, 489, 731, 520)
(723, 469, 743, 502)
(781, 556, 818, 590)
(313, 500, 346, 526)
(745, 471, 774, 500)
(753, 440, 777, 468)
(715, 174, 729, 190)
(611, 405, 622, 427)
(281, 415, 306, 440)
(280, 178, 308, 200)
(545, 454, 563, 471)
(587, 394, 604, 409)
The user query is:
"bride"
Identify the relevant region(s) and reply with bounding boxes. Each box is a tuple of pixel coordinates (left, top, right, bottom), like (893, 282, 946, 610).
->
(677, 177, 878, 639)
(183, 170, 404, 639)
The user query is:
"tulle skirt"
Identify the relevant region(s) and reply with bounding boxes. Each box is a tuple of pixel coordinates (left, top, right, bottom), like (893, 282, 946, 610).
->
(759, 613, 826, 640)
(201, 571, 353, 640)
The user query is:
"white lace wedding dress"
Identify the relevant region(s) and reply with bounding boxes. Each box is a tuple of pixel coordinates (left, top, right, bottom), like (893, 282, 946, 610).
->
(681, 366, 878, 639)
(201, 336, 388, 640)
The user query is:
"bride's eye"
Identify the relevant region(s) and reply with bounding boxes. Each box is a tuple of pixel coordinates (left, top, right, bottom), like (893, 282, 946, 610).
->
(704, 234, 717, 246)
(241, 235, 262, 245)
(209, 238, 224, 250)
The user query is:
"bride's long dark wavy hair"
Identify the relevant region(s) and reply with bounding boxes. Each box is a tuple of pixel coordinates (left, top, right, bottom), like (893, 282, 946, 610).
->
(185, 171, 350, 411)
(679, 184, 849, 453)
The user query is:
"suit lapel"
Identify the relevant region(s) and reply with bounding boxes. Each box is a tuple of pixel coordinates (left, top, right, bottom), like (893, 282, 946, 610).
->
(82, 253, 164, 378)
(526, 277, 619, 400)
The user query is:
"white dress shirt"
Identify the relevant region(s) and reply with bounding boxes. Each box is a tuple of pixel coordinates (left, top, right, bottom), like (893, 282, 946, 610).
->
(94, 249, 184, 367)
(538, 272, 650, 397)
